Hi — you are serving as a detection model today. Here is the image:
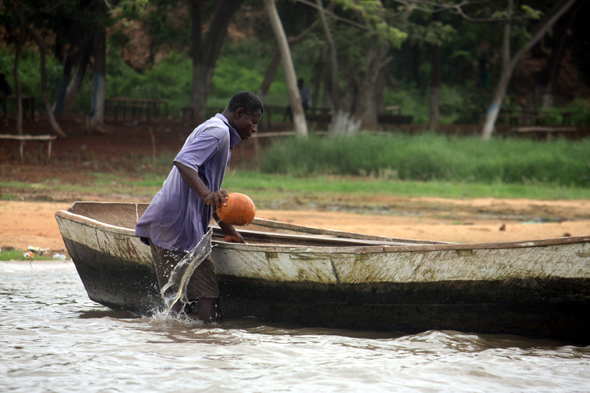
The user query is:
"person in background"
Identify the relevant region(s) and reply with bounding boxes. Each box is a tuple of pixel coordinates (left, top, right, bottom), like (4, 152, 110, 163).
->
(298, 78, 312, 111)
(0, 74, 12, 97)
(287, 78, 312, 122)
(136, 91, 264, 323)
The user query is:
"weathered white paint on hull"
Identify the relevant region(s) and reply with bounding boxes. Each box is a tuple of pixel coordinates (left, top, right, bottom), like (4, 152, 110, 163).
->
(331, 244, 590, 285)
(56, 214, 153, 267)
(212, 248, 338, 285)
(56, 210, 590, 286)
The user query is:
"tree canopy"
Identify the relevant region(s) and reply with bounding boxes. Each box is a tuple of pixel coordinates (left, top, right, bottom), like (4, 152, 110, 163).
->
(0, 0, 587, 137)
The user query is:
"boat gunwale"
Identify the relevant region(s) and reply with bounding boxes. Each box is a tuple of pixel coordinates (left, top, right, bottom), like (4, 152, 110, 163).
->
(61, 201, 450, 245)
(55, 209, 590, 254)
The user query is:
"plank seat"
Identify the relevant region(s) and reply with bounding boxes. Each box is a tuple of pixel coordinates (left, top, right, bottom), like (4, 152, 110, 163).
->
(114, 104, 150, 123)
(0, 134, 57, 161)
(512, 126, 578, 140)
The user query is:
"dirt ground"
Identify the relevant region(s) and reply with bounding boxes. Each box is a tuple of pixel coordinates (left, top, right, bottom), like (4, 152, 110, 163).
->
(1, 115, 589, 253)
(2, 199, 589, 253)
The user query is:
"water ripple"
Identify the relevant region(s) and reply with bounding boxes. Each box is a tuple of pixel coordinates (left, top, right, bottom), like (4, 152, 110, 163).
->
(1, 261, 589, 392)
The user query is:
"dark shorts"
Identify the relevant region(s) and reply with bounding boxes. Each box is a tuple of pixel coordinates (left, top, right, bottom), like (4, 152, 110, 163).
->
(149, 240, 220, 300)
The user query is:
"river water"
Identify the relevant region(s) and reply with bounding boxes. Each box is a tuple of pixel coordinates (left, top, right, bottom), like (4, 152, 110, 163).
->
(2, 261, 589, 393)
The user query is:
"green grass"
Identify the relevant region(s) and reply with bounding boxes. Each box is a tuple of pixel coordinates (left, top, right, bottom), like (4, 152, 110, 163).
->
(221, 171, 590, 202)
(2, 134, 589, 205)
(3, 168, 589, 209)
(259, 133, 590, 188)
(3, 131, 590, 206)
(0, 249, 57, 261)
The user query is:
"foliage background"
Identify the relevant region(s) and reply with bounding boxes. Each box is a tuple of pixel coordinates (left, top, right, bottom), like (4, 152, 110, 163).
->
(1, 0, 588, 123)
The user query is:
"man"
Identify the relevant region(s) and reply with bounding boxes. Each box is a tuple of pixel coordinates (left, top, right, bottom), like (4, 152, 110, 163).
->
(136, 91, 264, 323)
(298, 78, 312, 111)
(287, 78, 312, 122)
(0, 73, 12, 97)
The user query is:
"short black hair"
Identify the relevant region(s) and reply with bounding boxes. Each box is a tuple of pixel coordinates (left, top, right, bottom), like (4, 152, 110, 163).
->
(227, 91, 264, 116)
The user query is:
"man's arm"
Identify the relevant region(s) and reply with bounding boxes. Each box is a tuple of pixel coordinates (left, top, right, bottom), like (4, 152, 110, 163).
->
(174, 161, 245, 243)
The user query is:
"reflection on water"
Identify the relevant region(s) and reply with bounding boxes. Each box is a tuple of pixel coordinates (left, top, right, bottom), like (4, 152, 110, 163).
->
(1, 261, 589, 392)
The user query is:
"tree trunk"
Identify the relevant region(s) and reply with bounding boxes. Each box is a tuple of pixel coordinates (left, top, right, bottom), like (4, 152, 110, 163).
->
(13, 8, 24, 136)
(189, 0, 204, 119)
(263, 0, 307, 137)
(316, 0, 341, 108)
(481, 0, 578, 140)
(481, 69, 511, 140)
(311, 53, 324, 111)
(257, 52, 281, 102)
(53, 51, 74, 118)
(24, 24, 67, 138)
(190, 0, 245, 123)
(362, 69, 385, 129)
(317, 0, 363, 135)
(329, 110, 362, 136)
(540, 1, 580, 108)
(427, 43, 441, 130)
(88, 28, 106, 130)
(351, 46, 389, 130)
(64, 39, 92, 114)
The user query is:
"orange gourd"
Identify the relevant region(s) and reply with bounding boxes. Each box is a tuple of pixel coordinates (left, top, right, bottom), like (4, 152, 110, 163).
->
(216, 193, 256, 226)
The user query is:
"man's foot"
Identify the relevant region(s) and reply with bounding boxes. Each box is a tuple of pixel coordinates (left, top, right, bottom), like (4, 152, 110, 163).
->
(169, 300, 185, 315)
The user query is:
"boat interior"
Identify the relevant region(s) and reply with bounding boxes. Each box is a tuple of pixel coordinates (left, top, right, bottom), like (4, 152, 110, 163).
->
(64, 201, 448, 248)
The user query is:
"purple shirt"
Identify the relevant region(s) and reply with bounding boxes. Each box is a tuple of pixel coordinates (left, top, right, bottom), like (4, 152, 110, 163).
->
(136, 114, 241, 252)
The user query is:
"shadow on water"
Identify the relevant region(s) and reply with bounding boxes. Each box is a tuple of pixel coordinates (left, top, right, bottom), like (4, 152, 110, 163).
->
(107, 310, 585, 349)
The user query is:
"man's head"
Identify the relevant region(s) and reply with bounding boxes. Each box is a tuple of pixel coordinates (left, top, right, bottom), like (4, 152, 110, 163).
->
(297, 78, 304, 88)
(223, 92, 264, 141)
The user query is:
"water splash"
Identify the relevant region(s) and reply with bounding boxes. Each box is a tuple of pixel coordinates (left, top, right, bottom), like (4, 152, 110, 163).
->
(160, 229, 213, 315)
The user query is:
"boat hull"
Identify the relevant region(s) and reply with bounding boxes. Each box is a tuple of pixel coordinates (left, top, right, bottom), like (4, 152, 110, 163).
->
(56, 203, 590, 342)
(63, 237, 164, 313)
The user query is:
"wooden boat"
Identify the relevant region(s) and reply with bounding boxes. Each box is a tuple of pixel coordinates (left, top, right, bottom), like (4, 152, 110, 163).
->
(55, 201, 590, 342)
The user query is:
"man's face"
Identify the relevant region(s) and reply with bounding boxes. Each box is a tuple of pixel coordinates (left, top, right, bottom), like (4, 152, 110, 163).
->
(233, 108, 262, 140)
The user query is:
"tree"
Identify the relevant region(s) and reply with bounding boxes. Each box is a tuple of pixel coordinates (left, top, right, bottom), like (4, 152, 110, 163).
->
(424, 12, 456, 130)
(314, 0, 407, 136)
(399, 10, 455, 130)
(257, 20, 318, 102)
(537, 1, 582, 108)
(88, 23, 107, 131)
(5, 0, 68, 137)
(53, 0, 96, 117)
(24, 22, 67, 137)
(13, 6, 25, 136)
(3, 0, 114, 136)
(481, 0, 579, 140)
(263, 0, 308, 137)
(189, 0, 245, 123)
(63, 38, 93, 114)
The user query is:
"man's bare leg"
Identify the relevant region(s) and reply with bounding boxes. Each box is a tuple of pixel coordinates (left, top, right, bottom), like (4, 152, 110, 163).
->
(197, 298, 222, 323)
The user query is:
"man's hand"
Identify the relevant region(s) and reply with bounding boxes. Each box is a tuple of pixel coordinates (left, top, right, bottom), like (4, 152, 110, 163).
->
(204, 190, 228, 212)
(214, 212, 246, 243)
(224, 232, 246, 243)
